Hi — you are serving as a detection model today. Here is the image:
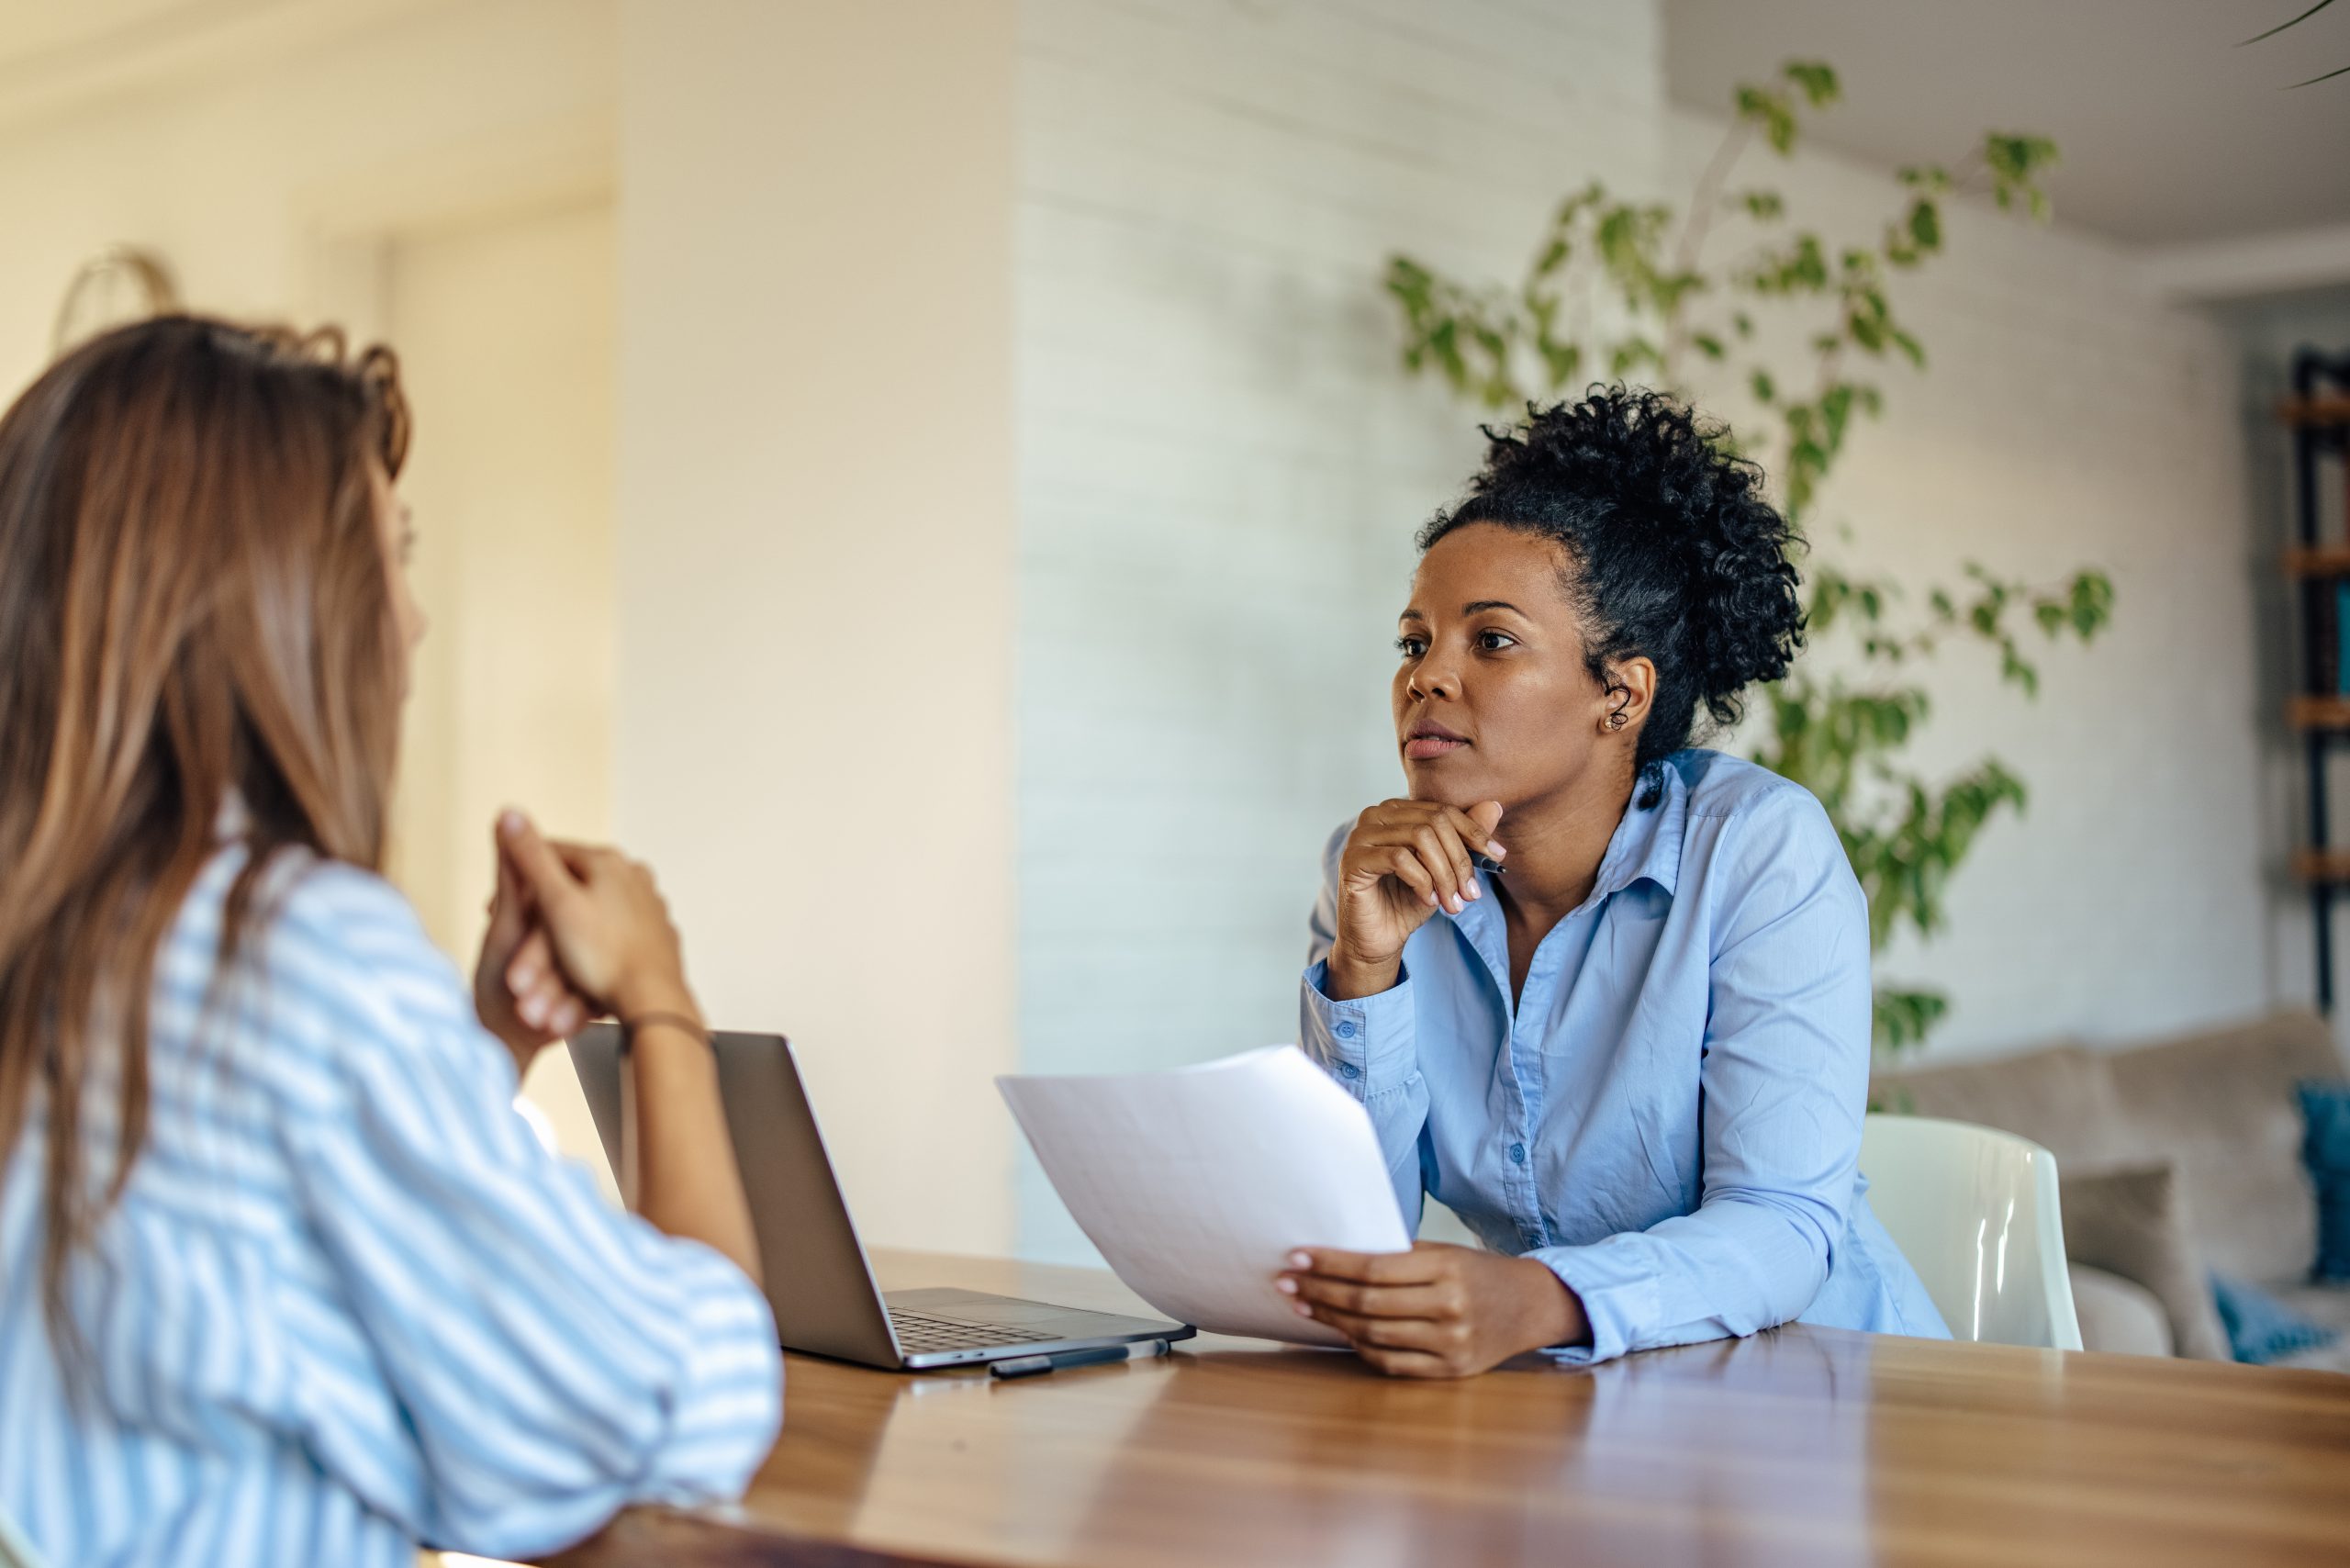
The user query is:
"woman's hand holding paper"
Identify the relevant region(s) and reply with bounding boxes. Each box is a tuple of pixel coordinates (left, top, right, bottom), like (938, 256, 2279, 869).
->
(1277, 1242, 1589, 1378)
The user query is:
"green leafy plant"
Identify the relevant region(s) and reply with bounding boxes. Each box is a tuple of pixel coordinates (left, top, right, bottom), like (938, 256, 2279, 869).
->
(1383, 62, 2113, 1050)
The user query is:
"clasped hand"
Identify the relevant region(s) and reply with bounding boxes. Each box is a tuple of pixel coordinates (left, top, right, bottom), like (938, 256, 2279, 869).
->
(473, 811, 692, 1075)
(1277, 1241, 1589, 1378)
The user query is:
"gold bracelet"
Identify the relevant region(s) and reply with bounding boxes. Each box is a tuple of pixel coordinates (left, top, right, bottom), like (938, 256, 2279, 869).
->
(619, 1010, 712, 1055)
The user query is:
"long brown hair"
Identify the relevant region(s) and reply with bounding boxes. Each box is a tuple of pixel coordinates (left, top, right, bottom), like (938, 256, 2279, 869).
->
(0, 315, 410, 1344)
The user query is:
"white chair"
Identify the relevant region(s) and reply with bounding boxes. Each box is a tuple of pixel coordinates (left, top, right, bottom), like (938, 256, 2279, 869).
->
(1858, 1114, 2083, 1351)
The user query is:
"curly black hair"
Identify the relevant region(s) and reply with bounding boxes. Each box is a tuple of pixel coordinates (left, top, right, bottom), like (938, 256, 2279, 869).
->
(1418, 387, 1804, 804)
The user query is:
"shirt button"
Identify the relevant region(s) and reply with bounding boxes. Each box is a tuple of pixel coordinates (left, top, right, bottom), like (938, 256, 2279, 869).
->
(1334, 1019, 1358, 1039)
(1509, 1142, 1527, 1165)
(1338, 1062, 1361, 1081)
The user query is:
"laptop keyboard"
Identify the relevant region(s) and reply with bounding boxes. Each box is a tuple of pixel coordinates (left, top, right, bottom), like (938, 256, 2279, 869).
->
(888, 1307, 1060, 1354)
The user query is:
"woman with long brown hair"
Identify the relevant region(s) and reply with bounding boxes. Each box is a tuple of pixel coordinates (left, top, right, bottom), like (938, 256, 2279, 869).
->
(0, 316, 778, 1565)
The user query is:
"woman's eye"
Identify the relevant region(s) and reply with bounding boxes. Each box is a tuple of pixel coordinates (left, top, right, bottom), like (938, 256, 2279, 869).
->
(1395, 636, 1427, 657)
(1476, 631, 1517, 651)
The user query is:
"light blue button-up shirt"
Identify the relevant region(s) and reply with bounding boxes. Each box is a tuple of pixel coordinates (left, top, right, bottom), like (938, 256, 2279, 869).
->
(1300, 748, 1948, 1363)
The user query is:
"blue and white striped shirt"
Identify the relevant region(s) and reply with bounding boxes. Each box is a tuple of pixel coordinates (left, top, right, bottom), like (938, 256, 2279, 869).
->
(0, 838, 783, 1566)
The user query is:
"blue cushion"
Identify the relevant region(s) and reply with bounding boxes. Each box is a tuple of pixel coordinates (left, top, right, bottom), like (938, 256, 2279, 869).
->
(2210, 1271, 2338, 1364)
(2302, 1080, 2350, 1282)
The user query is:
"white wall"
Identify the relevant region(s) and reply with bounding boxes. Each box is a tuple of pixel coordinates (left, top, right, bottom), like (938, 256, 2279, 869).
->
(0, 0, 1029, 1259)
(0, 0, 624, 1169)
(1658, 107, 2269, 1058)
(614, 0, 1023, 1256)
(1013, 0, 1670, 1259)
(0, 0, 613, 387)
(387, 197, 617, 961)
(386, 196, 621, 1199)
(1012, 0, 2272, 1260)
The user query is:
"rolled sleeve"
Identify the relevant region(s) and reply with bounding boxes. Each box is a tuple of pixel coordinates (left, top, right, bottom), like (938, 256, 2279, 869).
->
(293, 1021, 784, 1557)
(1299, 958, 1417, 1097)
(631, 1243, 787, 1506)
(271, 869, 783, 1561)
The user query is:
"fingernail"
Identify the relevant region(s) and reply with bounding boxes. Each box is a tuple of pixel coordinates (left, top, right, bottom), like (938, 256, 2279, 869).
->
(1487, 842, 1505, 858)
(1449, 895, 1464, 914)
(1288, 1251, 1311, 1269)
(1275, 1277, 1298, 1294)
(511, 963, 537, 990)
(520, 997, 545, 1025)
(1425, 891, 1438, 907)
(1293, 1302, 1314, 1317)
(498, 809, 522, 834)
(1465, 883, 1482, 901)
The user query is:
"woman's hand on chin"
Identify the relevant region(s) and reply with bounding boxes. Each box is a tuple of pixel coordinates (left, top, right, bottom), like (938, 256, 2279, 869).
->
(1275, 1241, 1588, 1378)
(1324, 799, 1505, 1000)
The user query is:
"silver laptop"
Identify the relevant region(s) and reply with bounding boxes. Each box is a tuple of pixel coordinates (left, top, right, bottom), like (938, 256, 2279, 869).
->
(568, 1025, 1193, 1370)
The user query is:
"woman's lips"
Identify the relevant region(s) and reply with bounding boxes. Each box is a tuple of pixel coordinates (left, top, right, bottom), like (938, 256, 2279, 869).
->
(1404, 734, 1468, 760)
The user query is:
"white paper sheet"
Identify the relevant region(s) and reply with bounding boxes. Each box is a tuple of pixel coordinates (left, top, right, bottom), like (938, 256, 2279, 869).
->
(997, 1045, 1411, 1345)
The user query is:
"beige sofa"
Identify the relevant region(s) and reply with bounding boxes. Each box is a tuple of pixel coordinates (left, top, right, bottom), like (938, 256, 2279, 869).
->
(1873, 1011, 2349, 1369)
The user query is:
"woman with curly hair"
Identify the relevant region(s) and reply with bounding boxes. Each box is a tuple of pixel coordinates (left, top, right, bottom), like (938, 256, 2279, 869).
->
(1275, 387, 1948, 1377)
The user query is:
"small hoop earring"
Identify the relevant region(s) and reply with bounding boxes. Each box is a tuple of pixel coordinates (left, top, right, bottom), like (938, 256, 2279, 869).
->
(1607, 711, 1628, 732)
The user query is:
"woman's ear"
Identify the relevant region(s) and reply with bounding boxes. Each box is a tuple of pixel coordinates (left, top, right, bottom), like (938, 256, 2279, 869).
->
(1602, 656, 1658, 735)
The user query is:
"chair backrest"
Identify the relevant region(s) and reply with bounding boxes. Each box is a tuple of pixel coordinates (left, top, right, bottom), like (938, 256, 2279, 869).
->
(1859, 1114, 2083, 1351)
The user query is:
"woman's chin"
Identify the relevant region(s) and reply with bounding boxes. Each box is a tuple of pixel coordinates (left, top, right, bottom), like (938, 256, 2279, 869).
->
(1403, 764, 1495, 809)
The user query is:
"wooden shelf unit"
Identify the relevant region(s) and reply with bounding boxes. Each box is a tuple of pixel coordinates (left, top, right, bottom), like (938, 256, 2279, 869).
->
(2288, 347, 2350, 1011)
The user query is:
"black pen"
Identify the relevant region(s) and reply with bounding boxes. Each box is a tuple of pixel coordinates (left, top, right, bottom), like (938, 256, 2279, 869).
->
(989, 1339, 1170, 1380)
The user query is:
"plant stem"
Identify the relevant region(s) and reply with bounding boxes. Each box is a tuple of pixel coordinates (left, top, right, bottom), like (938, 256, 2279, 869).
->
(1662, 121, 1751, 382)
(1946, 146, 1986, 196)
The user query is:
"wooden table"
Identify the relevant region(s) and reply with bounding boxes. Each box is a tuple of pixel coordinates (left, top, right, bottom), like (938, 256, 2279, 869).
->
(549, 1249, 2350, 1567)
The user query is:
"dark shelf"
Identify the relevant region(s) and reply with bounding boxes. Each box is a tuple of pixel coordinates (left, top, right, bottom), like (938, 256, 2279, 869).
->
(2286, 547, 2350, 578)
(2295, 849, 2350, 886)
(2288, 696, 2350, 732)
(2280, 395, 2350, 429)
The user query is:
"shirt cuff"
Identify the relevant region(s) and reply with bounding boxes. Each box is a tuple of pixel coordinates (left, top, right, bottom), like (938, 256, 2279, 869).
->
(1528, 1238, 1659, 1367)
(1299, 958, 1416, 1095)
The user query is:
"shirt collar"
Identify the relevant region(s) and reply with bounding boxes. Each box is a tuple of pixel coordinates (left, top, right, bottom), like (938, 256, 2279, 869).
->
(1451, 761, 1686, 954)
(1587, 760, 1686, 902)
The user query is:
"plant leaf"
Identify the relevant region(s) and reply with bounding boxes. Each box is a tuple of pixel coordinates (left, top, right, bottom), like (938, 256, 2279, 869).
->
(2240, 0, 2336, 46)
(1783, 60, 1841, 106)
